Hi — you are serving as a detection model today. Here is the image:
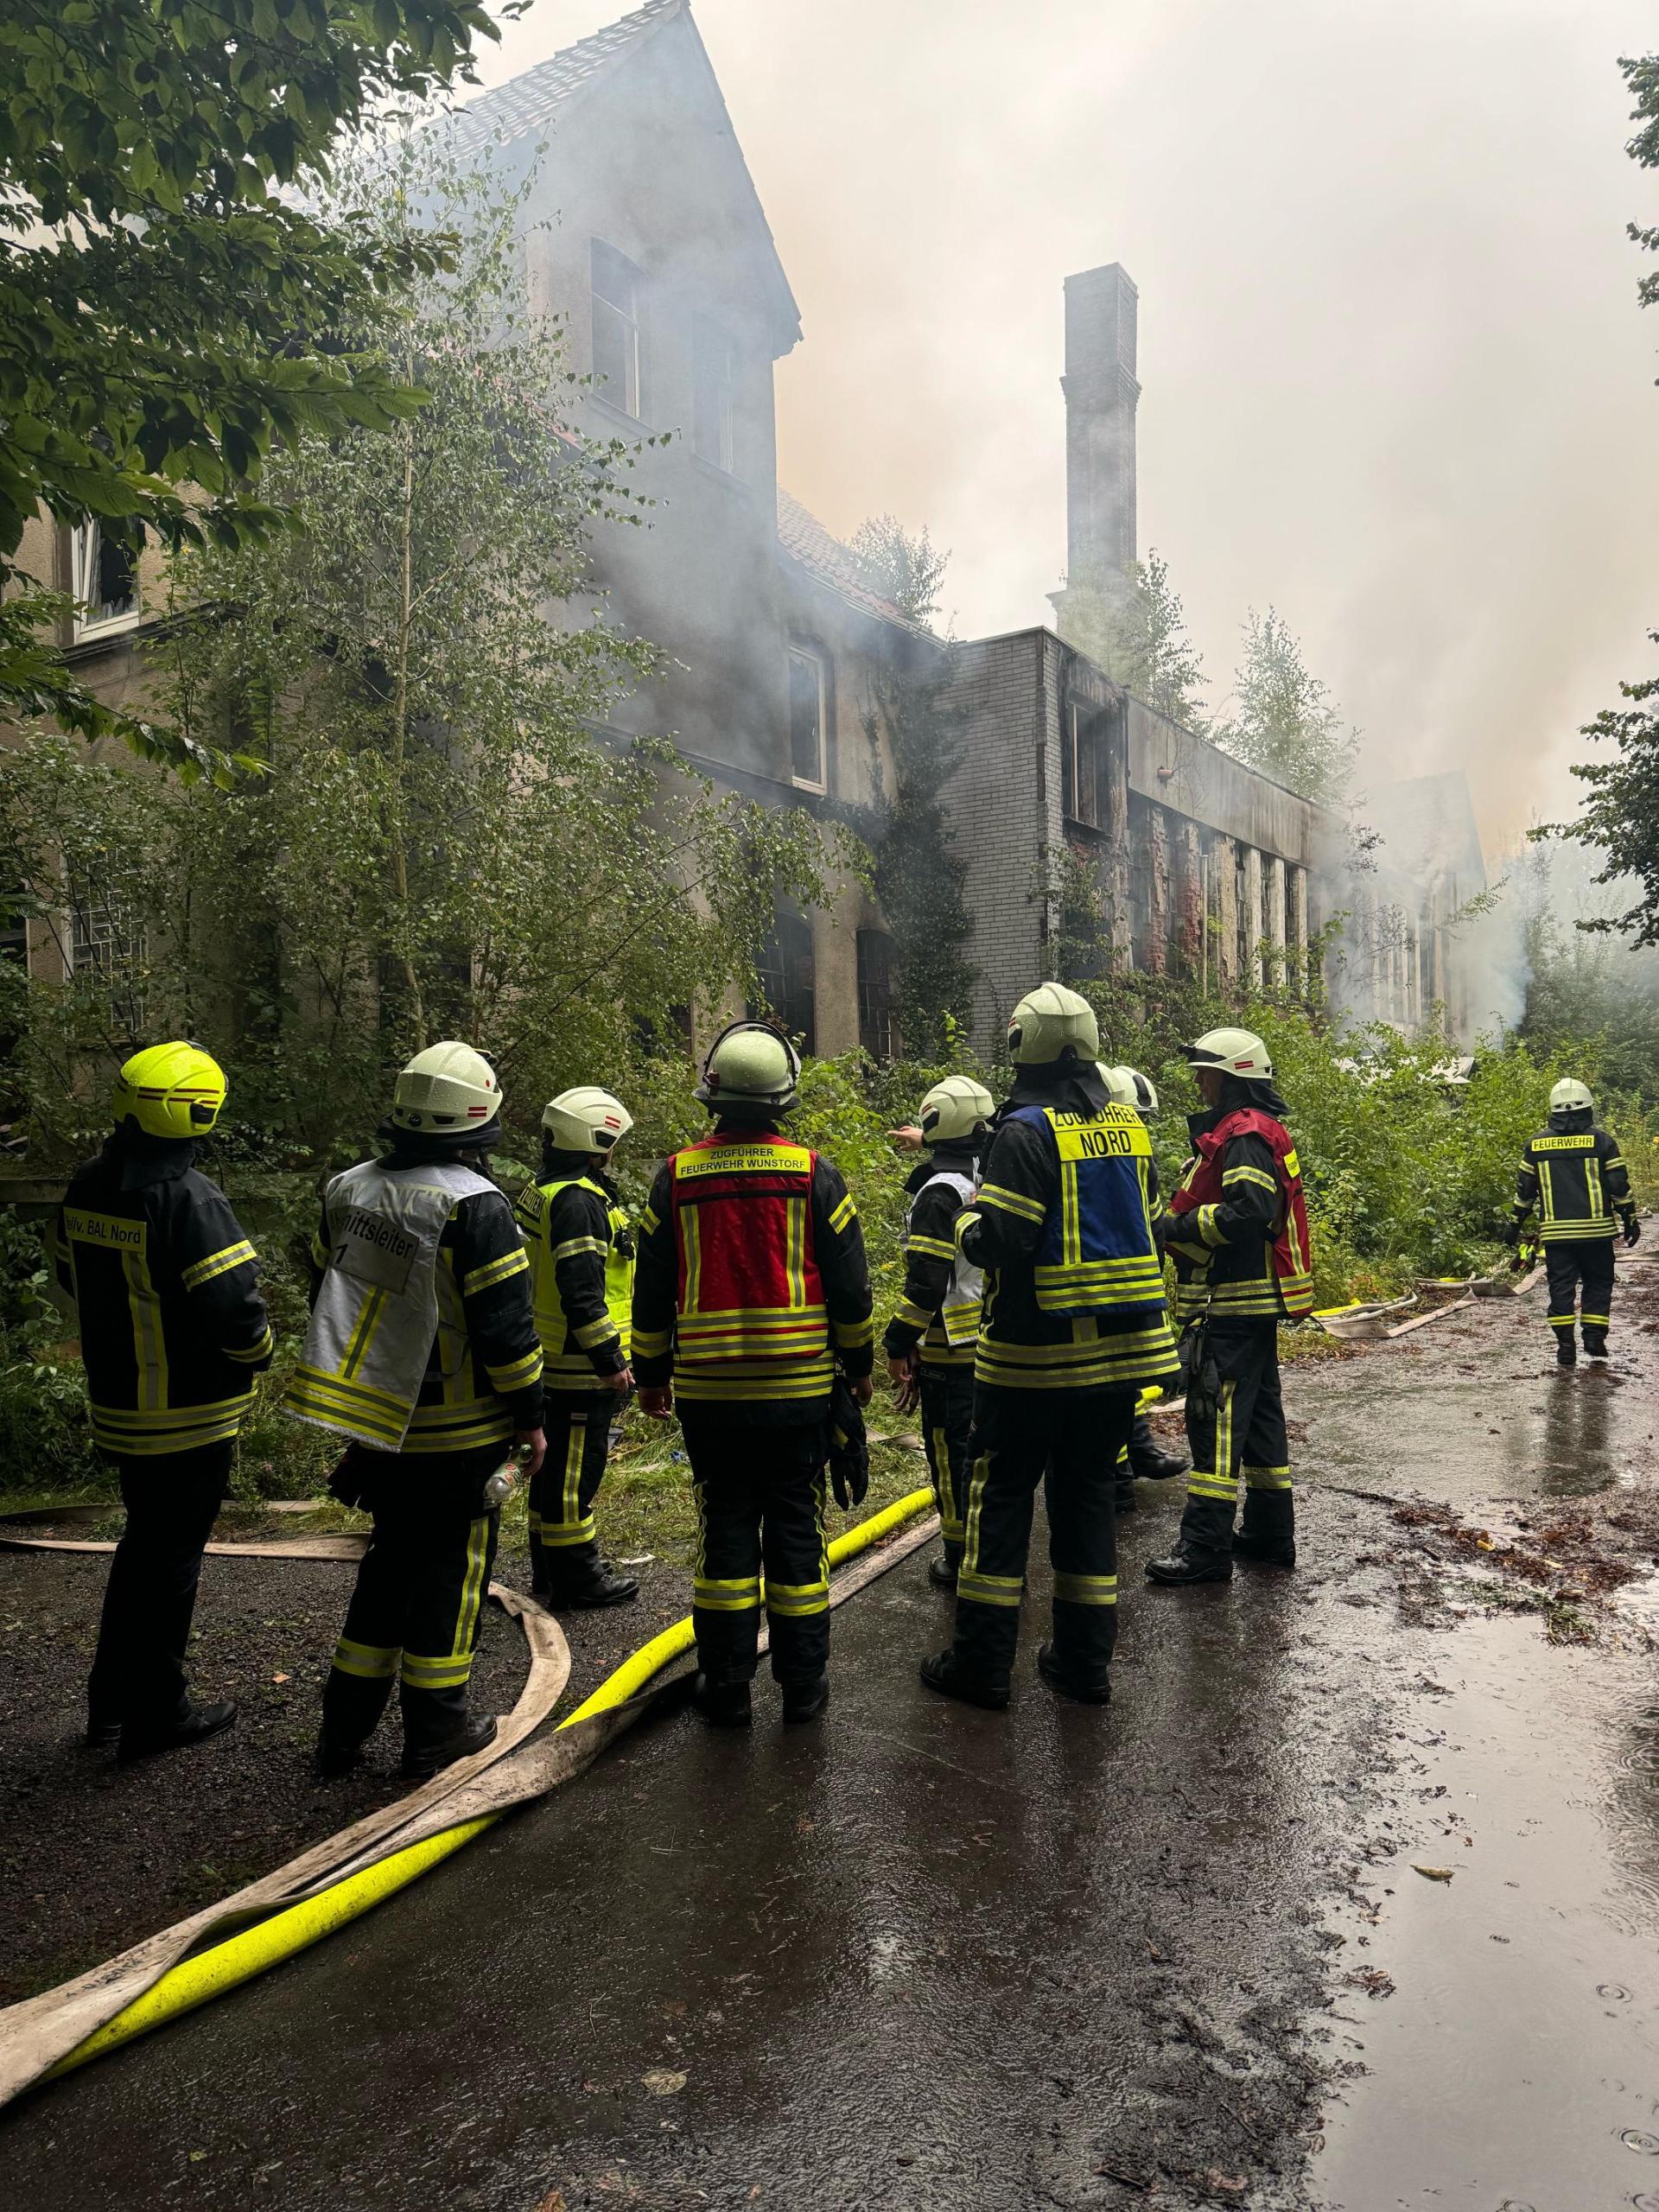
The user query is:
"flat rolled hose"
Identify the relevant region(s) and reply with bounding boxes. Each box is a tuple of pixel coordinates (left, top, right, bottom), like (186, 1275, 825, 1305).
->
(35, 1484, 937, 2090)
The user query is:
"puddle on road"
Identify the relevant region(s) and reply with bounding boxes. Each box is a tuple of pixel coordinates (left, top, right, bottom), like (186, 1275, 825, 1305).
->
(1310, 1612, 1659, 2211)
(1299, 1295, 1654, 1510)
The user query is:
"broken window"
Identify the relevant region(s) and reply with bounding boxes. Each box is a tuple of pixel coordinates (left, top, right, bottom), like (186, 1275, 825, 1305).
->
(693, 312, 735, 474)
(591, 239, 643, 417)
(71, 522, 138, 639)
(750, 905, 816, 1052)
(1061, 703, 1103, 829)
(788, 646, 827, 791)
(856, 929, 898, 1060)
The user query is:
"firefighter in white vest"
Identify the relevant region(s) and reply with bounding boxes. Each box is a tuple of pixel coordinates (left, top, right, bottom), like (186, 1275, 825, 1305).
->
(289, 1044, 545, 1781)
(514, 1084, 639, 1609)
(883, 1076, 993, 1590)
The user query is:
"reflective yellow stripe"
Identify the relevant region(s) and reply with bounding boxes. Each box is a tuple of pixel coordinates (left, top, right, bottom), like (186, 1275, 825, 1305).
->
(333, 1637, 397, 1681)
(1052, 1572, 1118, 1605)
(181, 1240, 257, 1292)
(224, 1325, 275, 1364)
(401, 1651, 474, 1689)
(829, 1193, 857, 1235)
(340, 1285, 387, 1382)
(958, 1570, 1022, 1607)
(832, 1315, 873, 1347)
(1220, 1166, 1278, 1192)
(461, 1248, 529, 1297)
(632, 1326, 672, 1358)
(550, 1236, 607, 1262)
(451, 1516, 491, 1660)
(977, 1182, 1046, 1224)
(486, 1349, 543, 1391)
(907, 1234, 957, 1262)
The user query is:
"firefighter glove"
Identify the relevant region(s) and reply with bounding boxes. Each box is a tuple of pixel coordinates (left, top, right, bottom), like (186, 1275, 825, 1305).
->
(1625, 1217, 1642, 1249)
(829, 1376, 870, 1510)
(1499, 1220, 1521, 1249)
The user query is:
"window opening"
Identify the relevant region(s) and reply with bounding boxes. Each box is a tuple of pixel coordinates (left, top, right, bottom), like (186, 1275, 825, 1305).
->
(788, 647, 826, 791)
(590, 239, 643, 417)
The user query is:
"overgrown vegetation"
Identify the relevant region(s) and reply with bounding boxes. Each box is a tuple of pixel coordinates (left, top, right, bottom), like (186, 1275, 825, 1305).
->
(1057, 550, 1209, 728)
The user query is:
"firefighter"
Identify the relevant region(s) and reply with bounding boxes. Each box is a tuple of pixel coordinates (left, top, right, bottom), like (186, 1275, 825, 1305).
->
(1504, 1077, 1639, 1367)
(921, 985, 1180, 1711)
(1147, 1027, 1313, 1586)
(884, 1075, 995, 1591)
(1101, 1064, 1190, 1503)
(50, 1042, 274, 1760)
(292, 1043, 546, 1782)
(514, 1085, 639, 1608)
(632, 1021, 874, 1726)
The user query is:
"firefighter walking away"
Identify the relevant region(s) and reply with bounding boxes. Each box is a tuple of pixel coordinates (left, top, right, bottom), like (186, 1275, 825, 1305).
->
(632, 1020, 874, 1726)
(884, 1075, 994, 1592)
(1505, 1077, 1639, 1367)
(1148, 1027, 1313, 1586)
(922, 984, 1179, 1712)
(50, 1042, 275, 1760)
(516, 1084, 639, 1608)
(290, 1043, 547, 1781)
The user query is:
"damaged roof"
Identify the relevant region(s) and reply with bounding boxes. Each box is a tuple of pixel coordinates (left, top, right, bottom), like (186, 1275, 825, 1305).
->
(448, 1, 687, 149)
(776, 489, 933, 638)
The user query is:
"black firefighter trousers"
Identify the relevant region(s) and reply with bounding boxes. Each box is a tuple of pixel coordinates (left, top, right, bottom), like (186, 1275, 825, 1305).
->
(321, 1444, 501, 1758)
(683, 1420, 830, 1688)
(1178, 1322, 1291, 1556)
(1544, 1240, 1617, 1354)
(953, 1384, 1137, 1690)
(918, 1362, 973, 1568)
(87, 1440, 234, 1732)
(529, 1389, 614, 1590)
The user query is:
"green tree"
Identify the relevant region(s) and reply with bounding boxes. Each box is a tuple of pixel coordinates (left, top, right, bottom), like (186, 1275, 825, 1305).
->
(849, 514, 950, 630)
(0, 152, 842, 1164)
(1058, 550, 1208, 728)
(0, 0, 510, 775)
(1211, 607, 1357, 806)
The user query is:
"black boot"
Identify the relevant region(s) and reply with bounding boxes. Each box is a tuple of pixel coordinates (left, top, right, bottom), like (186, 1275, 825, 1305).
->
(1146, 1497, 1235, 1586)
(315, 1729, 364, 1778)
(692, 1674, 753, 1728)
(1555, 1336, 1578, 1370)
(929, 1538, 963, 1591)
(118, 1699, 237, 1764)
(1037, 1642, 1111, 1706)
(542, 1552, 639, 1610)
(400, 1713, 497, 1782)
(1233, 1486, 1296, 1568)
(1128, 1417, 1188, 1482)
(919, 1648, 1010, 1711)
(1582, 1330, 1609, 1362)
(780, 1672, 830, 1723)
(83, 1715, 121, 1751)
(1114, 1478, 1137, 1516)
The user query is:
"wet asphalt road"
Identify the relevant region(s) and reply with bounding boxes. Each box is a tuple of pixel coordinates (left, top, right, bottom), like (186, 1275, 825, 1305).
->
(3, 1268, 1657, 2212)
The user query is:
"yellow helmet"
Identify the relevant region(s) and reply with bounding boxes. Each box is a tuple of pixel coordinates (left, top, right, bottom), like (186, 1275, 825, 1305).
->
(918, 1075, 994, 1146)
(111, 1040, 227, 1141)
(543, 1085, 632, 1154)
(1007, 983, 1098, 1068)
(390, 1041, 502, 1135)
(695, 1020, 801, 1118)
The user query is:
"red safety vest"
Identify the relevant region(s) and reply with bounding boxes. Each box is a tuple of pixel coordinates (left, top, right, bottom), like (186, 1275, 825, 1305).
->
(666, 1130, 831, 1404)
(1168, 1108, 1314, 1319)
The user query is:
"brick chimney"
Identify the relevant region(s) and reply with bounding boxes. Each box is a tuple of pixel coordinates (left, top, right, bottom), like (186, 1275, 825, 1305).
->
(1050, 262, 1140, 629)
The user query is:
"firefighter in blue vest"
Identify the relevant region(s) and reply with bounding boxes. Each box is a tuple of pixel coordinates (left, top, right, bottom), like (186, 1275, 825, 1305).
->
(1504, 1077, 1638, 1366)
(921, 985, 1180, 1711)
(514, 1085, 639, 1607)
(632, 1022, 874, 1726)
(50, 1042, 274, 1760)
(1147, 1027, 1313, 1586)
(292, 1043, 546, 1781)
(884, 1075, 994, 1590)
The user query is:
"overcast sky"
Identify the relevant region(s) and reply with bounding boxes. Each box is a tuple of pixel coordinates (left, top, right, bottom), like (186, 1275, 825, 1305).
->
(466, 1, 1659, 856)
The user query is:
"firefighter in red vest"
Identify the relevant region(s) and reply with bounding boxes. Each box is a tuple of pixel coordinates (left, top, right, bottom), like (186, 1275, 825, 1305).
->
(1147, 1027, 1313, 1586)
(632, 1021, 874, 1726)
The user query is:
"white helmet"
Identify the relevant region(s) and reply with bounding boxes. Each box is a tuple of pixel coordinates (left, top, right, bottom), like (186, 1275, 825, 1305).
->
(1549, 1077, 1593, 1114)
(695, 1020, 801, 1118)
(543, 1085, 632, 1154)
(1187, 1027, 1273, 1083)
(1100, 1064, 1160, 1116)
(1008, 982, 1099, 1068)
(918, 1075, 994, 1146)
(390, 1041, 501, 1135)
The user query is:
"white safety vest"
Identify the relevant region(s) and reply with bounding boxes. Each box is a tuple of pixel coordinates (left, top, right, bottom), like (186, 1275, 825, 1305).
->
(911, 1166, 984, 1347)
(285, 1159, 498, 1452)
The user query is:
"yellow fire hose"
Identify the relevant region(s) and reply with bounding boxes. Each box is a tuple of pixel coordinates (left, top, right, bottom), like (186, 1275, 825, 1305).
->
(48, 1484, 935, 2083)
